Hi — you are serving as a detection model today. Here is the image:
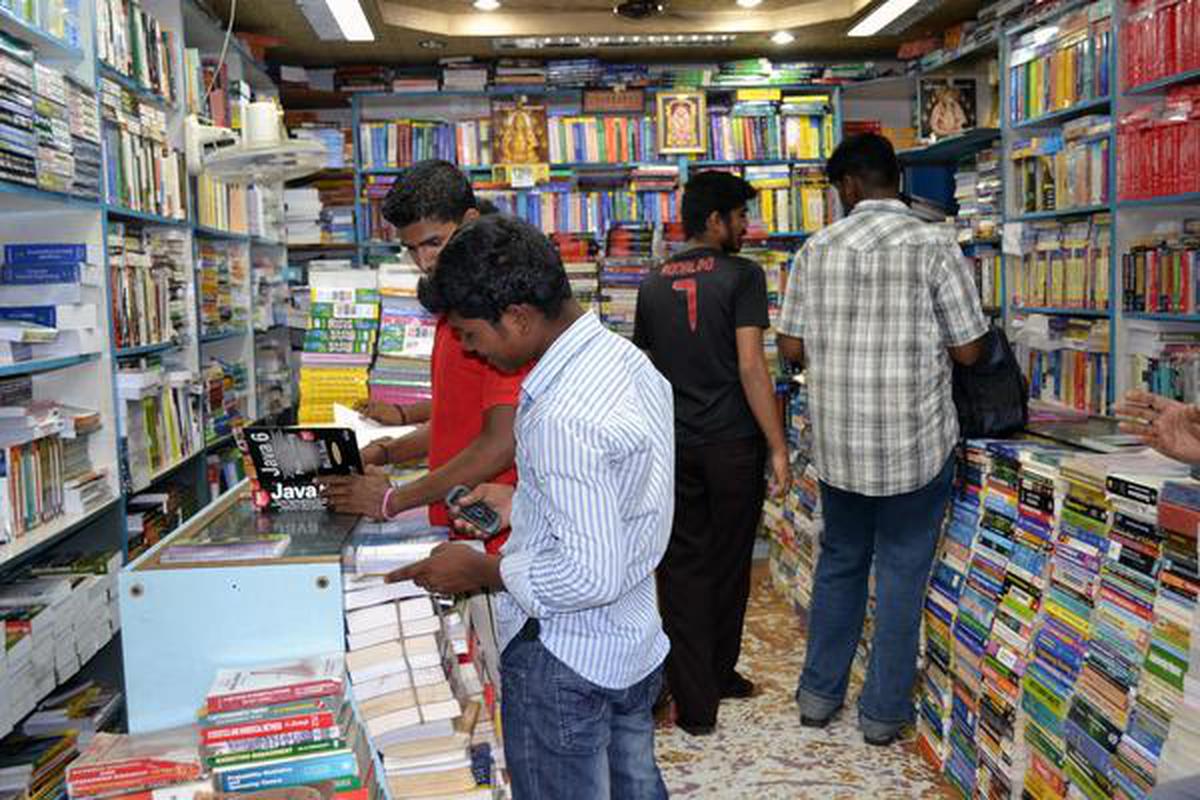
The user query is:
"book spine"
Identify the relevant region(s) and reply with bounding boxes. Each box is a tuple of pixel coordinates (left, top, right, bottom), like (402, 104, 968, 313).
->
(206, 680, 344, 714)
(202, 711, 338, 745)
(3, 244, 88, 264)
(216, 752, 357, 793)
(206, 738, 345, 769)
(0, 262, 81, 285)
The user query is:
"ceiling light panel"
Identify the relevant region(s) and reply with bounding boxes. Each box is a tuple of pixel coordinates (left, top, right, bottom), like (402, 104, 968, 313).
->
(847, 0, 936, 37)
(297, 0, 375, 41)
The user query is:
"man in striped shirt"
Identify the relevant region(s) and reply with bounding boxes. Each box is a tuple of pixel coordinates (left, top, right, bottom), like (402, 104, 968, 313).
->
(393, 214, 673, 799)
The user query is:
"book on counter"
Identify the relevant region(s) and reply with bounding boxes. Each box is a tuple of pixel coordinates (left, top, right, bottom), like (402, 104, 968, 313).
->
(65, 727, 203, 799)
(206, 654, 345, 715)
(241, 426, 363, 512)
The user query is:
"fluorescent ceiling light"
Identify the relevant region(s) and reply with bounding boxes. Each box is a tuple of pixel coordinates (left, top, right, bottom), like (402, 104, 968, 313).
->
(300, 0, 374, 41)
(736, 0, 763, 6)
(848, 0, 921, 36)
(474, 0, 502, 9)
(771, 30, 795, 44)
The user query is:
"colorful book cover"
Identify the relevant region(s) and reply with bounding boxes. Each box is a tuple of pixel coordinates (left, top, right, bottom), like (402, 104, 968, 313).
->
(241, 427, 362, 512)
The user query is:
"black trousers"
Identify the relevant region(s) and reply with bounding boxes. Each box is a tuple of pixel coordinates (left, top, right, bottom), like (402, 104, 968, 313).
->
(657, 435, 767, 726)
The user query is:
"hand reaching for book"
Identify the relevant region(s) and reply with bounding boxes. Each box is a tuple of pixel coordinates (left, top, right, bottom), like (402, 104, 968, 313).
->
(354, 399, 407, 426)
(1115, 391, 1200, 465)
(320, 472, 395, 519)
(386, 542, 503, 595)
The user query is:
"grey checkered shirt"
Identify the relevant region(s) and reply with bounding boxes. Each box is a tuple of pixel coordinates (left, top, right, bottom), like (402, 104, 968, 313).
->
(778, 199, 988, 497)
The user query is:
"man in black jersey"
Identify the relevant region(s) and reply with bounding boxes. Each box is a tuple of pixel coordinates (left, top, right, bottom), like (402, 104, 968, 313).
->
(633, 170, 790, 736)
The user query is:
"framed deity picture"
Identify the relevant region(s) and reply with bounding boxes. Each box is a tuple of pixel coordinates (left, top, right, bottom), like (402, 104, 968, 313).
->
(491, 100, 549, 164)
(918, 78, 977, 140)
(656, 91, 708, 155)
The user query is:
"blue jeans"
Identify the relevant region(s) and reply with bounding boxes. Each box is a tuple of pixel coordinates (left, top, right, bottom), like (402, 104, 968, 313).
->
(501, 623, 668, 800)
(796, 455, 954, 736)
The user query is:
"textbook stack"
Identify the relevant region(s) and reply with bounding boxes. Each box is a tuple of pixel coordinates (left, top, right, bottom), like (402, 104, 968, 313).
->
(66, 727, 205, 800)
(96, 0, 178, 103)
(115, 364, 202, 494)
(99, 78, 186, 219)
(1010, 116, 1111, 215)
(22, 679, 123, 746)
(1120, 226, 1200, 315)
(33, 63, 75, 195)
(954, 147, 1002, 247)
(1125, 321, 1200, 404)
(202, 360, 248, 446)
(0, 33, 37, 189)
(298, 268, 378, 425)
(198, 241, 248, 337)
(1013, 314, 1111, 415)
(1006, 4, 1111, 125)
(1012, 216, 1112, 311)
(370, 260, 434, 408)
(285, 187, 324, 245)
(0, 242, 104, 364)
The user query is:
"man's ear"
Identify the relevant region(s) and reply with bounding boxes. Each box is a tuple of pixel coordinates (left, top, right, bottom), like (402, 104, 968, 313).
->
(706, 209, 724, 235)
(500, 304, 532, 335)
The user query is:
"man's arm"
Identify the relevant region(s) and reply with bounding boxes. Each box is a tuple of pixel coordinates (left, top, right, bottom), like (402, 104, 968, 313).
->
(361, 423, 431, 467)
(777, 334, 804, 368)
(948, 336, 988, 367)
(355, 399, 432, 426)
(933, 246, 990, 368)
(736, 327, 790, 491)
(384, 404, 516, 516)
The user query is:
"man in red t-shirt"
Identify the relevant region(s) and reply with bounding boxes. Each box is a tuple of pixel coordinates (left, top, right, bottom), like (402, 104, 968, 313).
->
(323, 161, 526, 550)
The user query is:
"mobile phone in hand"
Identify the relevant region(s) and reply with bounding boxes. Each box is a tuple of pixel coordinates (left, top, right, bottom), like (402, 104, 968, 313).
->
(446, 485, 502, 538)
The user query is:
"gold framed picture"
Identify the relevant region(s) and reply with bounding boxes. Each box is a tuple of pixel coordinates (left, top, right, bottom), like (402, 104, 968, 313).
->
(656, 91, 708, 155)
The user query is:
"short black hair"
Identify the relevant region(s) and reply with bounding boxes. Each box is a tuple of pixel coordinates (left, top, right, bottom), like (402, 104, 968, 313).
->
(419, 215, 572, 323)
(681, 171, 757, 238)
(826, 133, 900, 190)
(380, 159, 476, 229)
(476, 198, 500, 215)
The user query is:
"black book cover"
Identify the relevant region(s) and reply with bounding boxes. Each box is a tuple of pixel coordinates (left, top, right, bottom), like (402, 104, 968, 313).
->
(242, 427, 363, 512)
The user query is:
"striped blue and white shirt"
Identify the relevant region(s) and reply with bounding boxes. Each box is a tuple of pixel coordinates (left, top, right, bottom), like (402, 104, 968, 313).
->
(497, 311, 675, 690)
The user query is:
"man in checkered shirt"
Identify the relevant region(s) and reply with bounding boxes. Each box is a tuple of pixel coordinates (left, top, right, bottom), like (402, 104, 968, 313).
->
(777, 133, 989, 746)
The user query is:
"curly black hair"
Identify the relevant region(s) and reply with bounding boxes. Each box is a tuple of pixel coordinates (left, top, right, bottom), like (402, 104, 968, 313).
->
(418, 215, 572, 323)
(380, 159, 476, 229)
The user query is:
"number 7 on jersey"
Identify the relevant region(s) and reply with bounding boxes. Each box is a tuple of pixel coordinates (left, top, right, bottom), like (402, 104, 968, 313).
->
(672, 278, 698, 332)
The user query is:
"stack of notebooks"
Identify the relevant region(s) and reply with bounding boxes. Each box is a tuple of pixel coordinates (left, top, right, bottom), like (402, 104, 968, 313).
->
(99, 77, 186, 219)
(0, 559, 123, 739)
(551, 232, 601, 314)
(371, 260, 434, 409)
(298, 268, 378, 425)
(0, 242, 104, 364)
(599, 221, 655, 338)
(114, 363, 202, 494)
(107, 222, 173, 349)
(0, 33, 37, 189)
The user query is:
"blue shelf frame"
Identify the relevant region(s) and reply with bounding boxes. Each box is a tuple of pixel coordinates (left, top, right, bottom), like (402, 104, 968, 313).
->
(1010, 97, 1111, 130)
(1011, 205, 1111, 222)
(1125, 68, 1200, 96)
(0, 179, 98, 210)
(116, 341, 179, 359)
(1010, 307, 1112, 318)
(1117, 193, 1200, 209)
(194, 224, 250, 242)
(0, 8, 84, 61)
(0, 352, 101, 378)
(898, 128, 1002, 165)
(105, 204, 190, 227)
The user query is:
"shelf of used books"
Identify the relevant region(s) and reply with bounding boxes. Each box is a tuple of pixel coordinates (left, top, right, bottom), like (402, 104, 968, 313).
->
(118, 480, 505, 797)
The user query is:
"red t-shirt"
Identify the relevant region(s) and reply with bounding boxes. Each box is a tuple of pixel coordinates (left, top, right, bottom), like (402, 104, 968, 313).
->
(428, 317, 527, 552)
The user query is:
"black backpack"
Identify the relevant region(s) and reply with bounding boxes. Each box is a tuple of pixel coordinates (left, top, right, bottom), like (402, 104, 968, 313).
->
(952, 327, 1029, 439)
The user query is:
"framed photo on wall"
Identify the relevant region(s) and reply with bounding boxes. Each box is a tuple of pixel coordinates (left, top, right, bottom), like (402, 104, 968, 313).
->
(919, 78, 977, 140)
(656, 90, 708, 155)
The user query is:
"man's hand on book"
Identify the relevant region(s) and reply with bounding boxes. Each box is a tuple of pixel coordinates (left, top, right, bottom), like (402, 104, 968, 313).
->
(448, 483, 514, 537)
(386, 543, 503, 594)
(320, 471, 394, 519)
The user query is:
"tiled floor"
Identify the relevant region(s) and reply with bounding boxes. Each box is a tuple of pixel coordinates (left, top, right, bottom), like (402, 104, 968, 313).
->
(655, 563, 955, 799)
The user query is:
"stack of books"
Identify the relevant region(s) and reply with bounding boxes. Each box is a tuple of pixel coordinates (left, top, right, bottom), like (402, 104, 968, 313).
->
(197, 241, 249, 338)
(285, 187, 324, 245)
(359, 120, 457, 169)
(391, 67, 439, 94)
(107, 222, 173, 349)
(371, 260, 434, 409)
(0, 562, 123, 738)
(599, 221, 655, 338)
(552, 232, 601, 314)
(0, 33, 36, 189)
(99, 78, 186, 219)
(955, 147, 1002, 245)
(629, 164, 679, 193)
(96, 0, 178, 103)
(197, 655, 361, 798)
(475, 184, 669, 235)
(1011, 116, 1111, 215)
(298, 268, 378, 425)
(66, 727, 204, 800)
(1125, 320, 1200, 404)
(248, 183, 285, 242)
(195, 174, 248, 234)
(1121, 225, 1200, 314)
(33, 63, 75, 195)
(125, 482, 200, 558)
(65, 78, 100, 199)
(1015, 315, 1111, 415)
(1120, 0, 1200, 90)
(546, 115, 656, 164)
(781, 94, 835, 160)
(21, 679, 123, 746)
(440, 60, 488, 92)
(1007, 4, 1111, 124)
(793, 167, 838, 232)
(1011, 216, 1112, 311)
(0, 735, 82, 800)
(745, 165, 795, 234)
(492, 60, 546, 87)
(335, 65, 391, 93)
(291, 123, 351, 169)
(115, 364, 202, 494)
(546, 58, 604, 87)
(202, 359, 248, 446)
(0, 243, 104, 364)
(361, 175, 399, 242)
